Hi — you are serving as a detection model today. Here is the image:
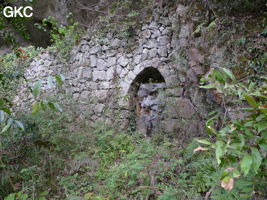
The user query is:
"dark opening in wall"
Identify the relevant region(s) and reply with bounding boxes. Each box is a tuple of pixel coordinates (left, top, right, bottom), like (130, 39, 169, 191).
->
(133, 67, 165, 84)
(128, 67, 166, 135)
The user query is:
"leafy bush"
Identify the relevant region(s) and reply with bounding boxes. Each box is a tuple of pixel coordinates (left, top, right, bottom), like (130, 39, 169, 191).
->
(197, 67, 267, 198)
(35, 14, 83, 59)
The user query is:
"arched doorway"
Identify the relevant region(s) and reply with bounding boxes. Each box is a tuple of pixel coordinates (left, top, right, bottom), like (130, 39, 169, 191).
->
(129, 67, 166, 135)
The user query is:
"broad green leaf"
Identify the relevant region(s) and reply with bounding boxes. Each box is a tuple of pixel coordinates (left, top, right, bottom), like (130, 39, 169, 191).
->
(48, 102, 63, 113)
(55, 74, 65, 86)
(195, 139, 212, 145)
(48, 102, 56, 111)
(206, 125, 218, 135)
(251, 147, 262, 173)
(33, 80, 42, 98)
(0, 98, 4, 106)
(40, 100, 48, 111)
(220, 67, 235, 81)
(4, 193, 16, 200)
(244, 95, 258, 108)
(214, 69, 226, 83)
(1, 107, 11, 115)
(216, 141, 226, 165)
(241, 154, 252, 176)
(255, 121, 267, 132)
(47, 76, 53, 88)
(14, 120, 24, 130)
(233, 169, 240, 178)
(32, 102, 40, 114)
(1, 118, 13, 133)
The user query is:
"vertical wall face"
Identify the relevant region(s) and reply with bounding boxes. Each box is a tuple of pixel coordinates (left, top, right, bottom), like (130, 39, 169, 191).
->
(13, 4, 218, 141)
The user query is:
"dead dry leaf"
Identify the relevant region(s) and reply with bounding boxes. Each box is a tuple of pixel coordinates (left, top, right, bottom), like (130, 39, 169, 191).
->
(221, 177, 234, 191)
(193, 146, 208, 153)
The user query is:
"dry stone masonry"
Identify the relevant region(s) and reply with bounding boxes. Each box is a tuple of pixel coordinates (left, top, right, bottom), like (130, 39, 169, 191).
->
(14, 4, 222, 141)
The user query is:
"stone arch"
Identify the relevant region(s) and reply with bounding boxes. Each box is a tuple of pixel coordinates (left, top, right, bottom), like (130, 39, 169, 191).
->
(128, 67, 166, 135)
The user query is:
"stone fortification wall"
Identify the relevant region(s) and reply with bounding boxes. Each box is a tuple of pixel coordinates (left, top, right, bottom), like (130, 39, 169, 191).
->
(14, 4, 220, 141)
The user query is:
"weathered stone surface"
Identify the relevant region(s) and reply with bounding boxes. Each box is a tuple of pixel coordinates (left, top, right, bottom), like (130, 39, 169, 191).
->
(145, 39, 158, 49)
(14, 10, 215, 137)
(93, 90, 109, 102)
(80, 90, 90, 100)
(86, 81, 98, 90)
(82, 69, 92, 80)
(189, 48, 204, 67)
(166, 88, 183, 97)
(94, 104, 105, 113)
(118, 56, 129, 67)
(97, 59, 107, 70)
(110, 38, 122, 48)
(107, 57, 116, 66)
(125, 71, 135, 83)
(158, 46, 168, 57)
(133, 55, 142, 64)
(158, 36, 170, 46)
(106, 67, 115, 80)
(92, 71, 106, 81)
(151, 30, 161, 39)
(165, 97, 196, 119)
(165, 75, 179, 87)
(141, 30, 151, 39)
(81, 44, 90, 52)
(90, 55, 97, 67)
(90, 45, 101, 54)
(163, 119, 181, 132)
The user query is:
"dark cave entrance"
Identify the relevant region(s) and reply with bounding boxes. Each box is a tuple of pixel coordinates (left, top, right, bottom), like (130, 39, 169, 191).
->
(128, 67, 166, 135)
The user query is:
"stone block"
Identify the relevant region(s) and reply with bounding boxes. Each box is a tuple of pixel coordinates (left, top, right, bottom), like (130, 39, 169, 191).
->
(111, 38, 122, 48)
(145, 39, 158, 49)
(158, 46, 168, 57)
(149, 48, 158, 58)
(93, 90, 109, 102)
(94, 104, 105, 114)
(125, 71, 135, 83)
(90, 45, 101, 54)
(81, 44, 90, 52)
(107, 57, 117, 66)
(118, 56, 129, 67)
(82, 69, 92, 80)
(158, 36, 171, 46)
(133, 55, 142, 65)
(90, 55, 97, 67)
(165, 75, 179, 87)
(106, 67, 115, 80)
(92, 71, 106, 81)
(80, 90, 91, 99)
(97, 59, 107, 70)
(141, 29, 151, 39)
(165, 97, 196, 119)
(86, 81, 98, 90)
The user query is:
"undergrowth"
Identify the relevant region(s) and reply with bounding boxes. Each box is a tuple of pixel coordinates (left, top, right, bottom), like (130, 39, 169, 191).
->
(1, 112, 265, 199)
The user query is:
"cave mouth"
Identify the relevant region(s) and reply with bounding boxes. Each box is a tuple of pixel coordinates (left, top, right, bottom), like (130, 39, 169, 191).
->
(129, 67, 165, 95)
(133, 67, 165, 85)
(128, 67, 166, 135)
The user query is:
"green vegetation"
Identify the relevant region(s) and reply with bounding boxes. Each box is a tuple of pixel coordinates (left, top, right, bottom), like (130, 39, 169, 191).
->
(0, 0, 266, 199)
